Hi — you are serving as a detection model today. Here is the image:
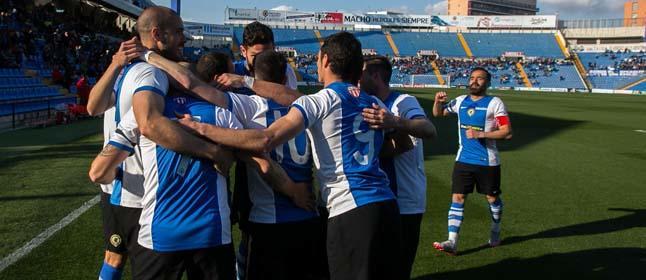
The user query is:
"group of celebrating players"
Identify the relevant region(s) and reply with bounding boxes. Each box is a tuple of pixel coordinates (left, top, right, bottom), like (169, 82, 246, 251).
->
(88, 6, 512, 280)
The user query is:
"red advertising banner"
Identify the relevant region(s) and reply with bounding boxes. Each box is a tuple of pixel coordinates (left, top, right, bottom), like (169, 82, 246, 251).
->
(320, 12, 343, 24)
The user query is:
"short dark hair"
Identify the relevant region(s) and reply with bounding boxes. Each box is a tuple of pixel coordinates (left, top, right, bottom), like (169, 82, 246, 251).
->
(321, 32, 363, 85)
(242, 22, 274, 47)
(363, 55, 392, 85)
(471, 67, 492, 83)
(196, 52, 231, 83)
(253, 50, 287, 84)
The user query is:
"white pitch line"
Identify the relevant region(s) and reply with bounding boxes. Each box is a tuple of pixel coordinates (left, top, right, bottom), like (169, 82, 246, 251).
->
(0, 195, 100, 273)
(635, 130, 646, 134)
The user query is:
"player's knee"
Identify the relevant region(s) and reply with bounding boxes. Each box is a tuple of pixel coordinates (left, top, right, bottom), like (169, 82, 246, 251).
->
(452, 194, 466, 203)
(104, 251, 125, 268)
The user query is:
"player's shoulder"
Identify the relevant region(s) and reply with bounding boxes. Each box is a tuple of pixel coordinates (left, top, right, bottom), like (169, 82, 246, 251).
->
(488, 95, 505, 105)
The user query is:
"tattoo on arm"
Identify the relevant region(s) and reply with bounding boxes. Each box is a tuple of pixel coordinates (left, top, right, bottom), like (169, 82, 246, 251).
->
(99, 145, 117, 157)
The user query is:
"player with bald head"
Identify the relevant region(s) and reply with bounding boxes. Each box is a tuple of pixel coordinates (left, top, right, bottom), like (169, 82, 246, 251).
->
(135, 6, 185, 61)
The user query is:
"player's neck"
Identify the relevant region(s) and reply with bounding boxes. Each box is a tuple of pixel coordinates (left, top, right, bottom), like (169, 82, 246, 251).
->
(323, 75, 344, 88)
(469, 93, 487, 101)
(375, 87, 391, 101)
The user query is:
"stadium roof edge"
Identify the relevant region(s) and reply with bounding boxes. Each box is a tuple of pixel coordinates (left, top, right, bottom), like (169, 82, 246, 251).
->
(94, 0, 144, 18)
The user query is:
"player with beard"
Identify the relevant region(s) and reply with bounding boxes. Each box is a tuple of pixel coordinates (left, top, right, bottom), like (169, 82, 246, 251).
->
(431, 67, 513, 255)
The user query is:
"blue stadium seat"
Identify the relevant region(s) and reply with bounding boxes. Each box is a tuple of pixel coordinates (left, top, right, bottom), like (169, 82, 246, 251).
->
(389, 32, 466, 57)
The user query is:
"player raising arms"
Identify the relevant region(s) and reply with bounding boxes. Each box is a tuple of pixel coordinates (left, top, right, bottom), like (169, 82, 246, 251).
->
(432, 67, 512, 255)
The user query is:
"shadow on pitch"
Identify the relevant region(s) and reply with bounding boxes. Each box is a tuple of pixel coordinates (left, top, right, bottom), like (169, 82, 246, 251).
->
(413, 247, 646, 280)
(0, 143, 101, 167)
(0, 192, 97, 202)
(458, 208, 646, 256)
(414, 96, 586, 158)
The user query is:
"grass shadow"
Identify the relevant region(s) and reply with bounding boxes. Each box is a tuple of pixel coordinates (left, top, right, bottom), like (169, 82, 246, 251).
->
(459, 208, 646, 256)
(414, 97, 586, 158)
(413, 247, 646, 280)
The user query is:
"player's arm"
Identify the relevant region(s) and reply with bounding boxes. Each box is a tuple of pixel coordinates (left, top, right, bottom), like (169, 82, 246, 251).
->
(466, 122, 512, 140)
(88, 145, 130, 184)
(432, 91, 451, 117)
(132, 90, 235, 173)
(177, 107, 305, 154)
(144, 51, 230, 108)
(87, 38, 140, 116)
(380, 131, 414, 158)
(362, 104, 437, 139)
(216, 74, 303, 106)
(237, 152, 314, 211)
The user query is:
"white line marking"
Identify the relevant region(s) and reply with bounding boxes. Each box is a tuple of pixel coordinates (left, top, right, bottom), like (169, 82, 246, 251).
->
(0, 195, 100, 273)
(635, 130, 646, 133)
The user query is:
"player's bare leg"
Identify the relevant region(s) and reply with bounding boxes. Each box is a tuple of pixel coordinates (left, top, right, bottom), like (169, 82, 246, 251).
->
(99, 251, 125, 280)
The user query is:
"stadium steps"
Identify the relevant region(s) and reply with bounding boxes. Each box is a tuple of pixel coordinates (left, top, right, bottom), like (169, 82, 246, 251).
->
(430, 61, 445, 85)
(571, 52, 593, 91)
(515, 62, 533, 88)
(620, 76, 646, 90)
(383, 31, 400, 57)
(556, 32, 592, 91)
(313, 30, 324, 46)
(554, 32, 571, 58)
(457, 33, 473, 58)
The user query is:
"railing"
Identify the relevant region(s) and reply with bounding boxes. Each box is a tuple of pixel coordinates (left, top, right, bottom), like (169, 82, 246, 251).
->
(0, 97, 76, 130)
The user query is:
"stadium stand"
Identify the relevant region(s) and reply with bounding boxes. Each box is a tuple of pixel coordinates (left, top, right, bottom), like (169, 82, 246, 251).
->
(0, 0, 131, 129)
(576, 51, 646, 89)
(463, 33, 564, 58)
(389, 32, 466, 57)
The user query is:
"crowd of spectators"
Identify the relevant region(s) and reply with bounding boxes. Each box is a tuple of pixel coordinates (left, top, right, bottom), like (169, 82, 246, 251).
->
(1, 0, 131, 98)
(586, 49, 646, 71)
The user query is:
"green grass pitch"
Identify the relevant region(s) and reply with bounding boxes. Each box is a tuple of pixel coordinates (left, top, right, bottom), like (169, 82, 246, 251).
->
(1, 88, 645, 279)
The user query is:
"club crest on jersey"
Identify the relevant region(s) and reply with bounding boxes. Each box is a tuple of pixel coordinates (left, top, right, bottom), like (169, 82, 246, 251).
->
(348, 86, 360, 98)
(467, 108, 476, 117)
(110, 234, 122, 247)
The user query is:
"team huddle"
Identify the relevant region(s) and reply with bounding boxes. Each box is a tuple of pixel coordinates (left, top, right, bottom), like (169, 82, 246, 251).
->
(88, 6, 512, 280)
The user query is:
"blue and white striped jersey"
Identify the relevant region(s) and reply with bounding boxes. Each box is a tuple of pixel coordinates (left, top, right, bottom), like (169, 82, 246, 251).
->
(292, 82, 395, 218)
(103, 61, 167, 208)
(379, 92, 428, 215)
(137, 94, 241, 252)
(445, 95, 509, 167)
(228, 93, 317, 224)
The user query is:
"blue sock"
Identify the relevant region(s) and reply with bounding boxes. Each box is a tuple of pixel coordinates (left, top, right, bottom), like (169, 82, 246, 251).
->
(448, 202, 464, 243)
(99, 261, 122, 280)
(489, 198, 503, 233)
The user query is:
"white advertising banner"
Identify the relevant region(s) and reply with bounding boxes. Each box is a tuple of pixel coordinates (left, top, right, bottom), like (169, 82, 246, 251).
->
(225, 8, 557, 29)
(258, 9, 285, 22)
(343, 13, 431, 27)
(227, 8, 258, 21)
(434, 15, 557, 29)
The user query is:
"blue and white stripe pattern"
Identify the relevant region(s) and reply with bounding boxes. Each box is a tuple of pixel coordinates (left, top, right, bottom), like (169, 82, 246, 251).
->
(448, 202, 465, 242)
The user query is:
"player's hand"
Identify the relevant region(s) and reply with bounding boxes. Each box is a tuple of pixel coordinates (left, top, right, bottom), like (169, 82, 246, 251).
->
(286, 182, 316, 212)
(215, 73, 245, 89)
(212, 148, 234, 176)
(466, 128, 484, 139)
(112, 37, 143, 68)
(176, 113, 202, 136)
(362, 103, 399, 130)
(435, 92, 448, 104)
